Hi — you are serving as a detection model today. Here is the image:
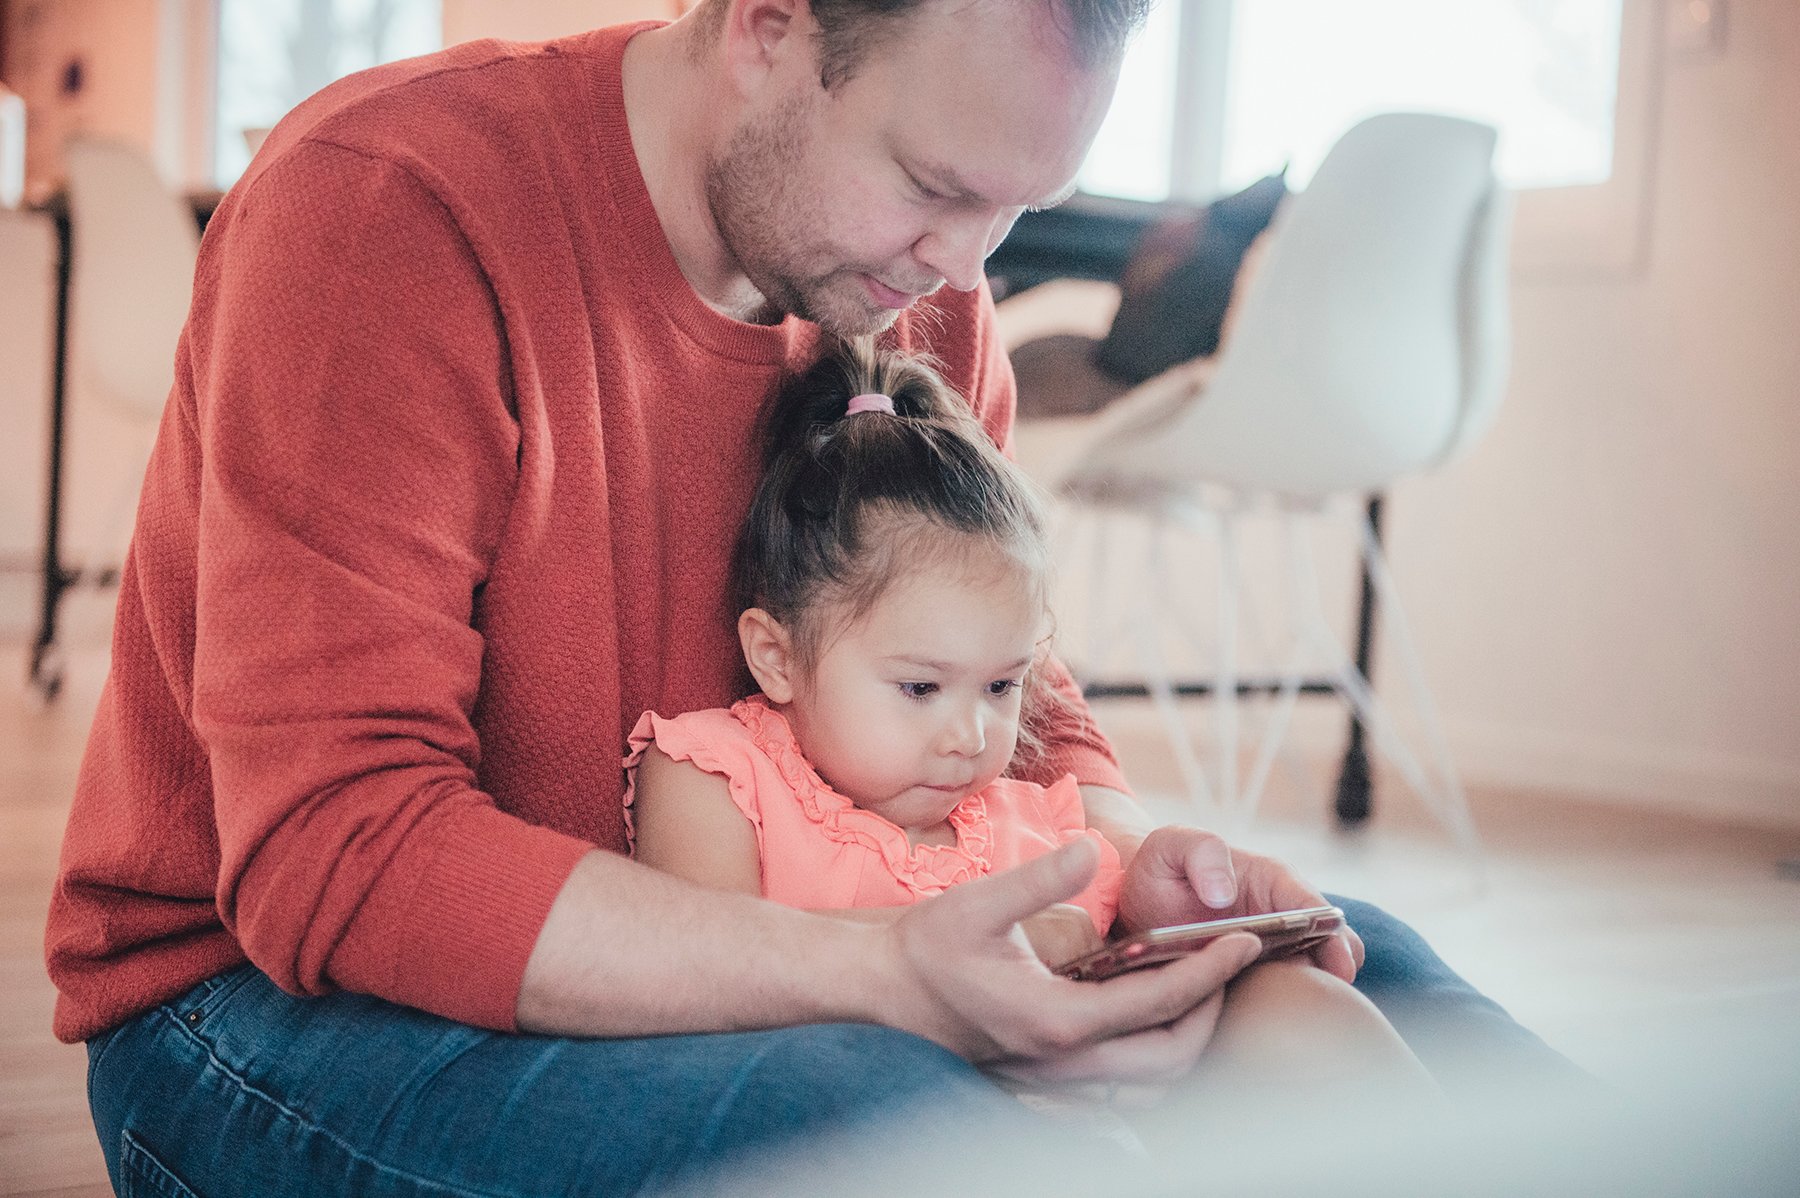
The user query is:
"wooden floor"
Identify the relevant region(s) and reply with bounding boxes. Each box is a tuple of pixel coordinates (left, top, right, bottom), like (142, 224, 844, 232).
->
(3, 645, 1799, 1196)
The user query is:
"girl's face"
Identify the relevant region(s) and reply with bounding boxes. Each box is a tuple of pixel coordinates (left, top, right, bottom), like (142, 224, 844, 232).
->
(783, 546, 1044, 834)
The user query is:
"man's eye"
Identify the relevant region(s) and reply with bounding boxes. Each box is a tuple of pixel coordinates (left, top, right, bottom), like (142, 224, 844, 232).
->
(899, 682, 938, 700)
(907, 175, 946, 202)
(988, 679, 1022, 697)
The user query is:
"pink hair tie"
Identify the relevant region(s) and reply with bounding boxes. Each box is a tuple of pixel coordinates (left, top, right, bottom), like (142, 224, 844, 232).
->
(845, 393, 896, 416)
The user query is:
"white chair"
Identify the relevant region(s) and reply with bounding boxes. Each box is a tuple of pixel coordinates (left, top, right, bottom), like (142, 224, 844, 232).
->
(29, 137, 198, 700)
(64, 136, 199, 423)
(1055, 113, 1511, 852)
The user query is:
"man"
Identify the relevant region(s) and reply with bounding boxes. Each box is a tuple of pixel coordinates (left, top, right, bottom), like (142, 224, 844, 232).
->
(50, 0, 1573, 1192)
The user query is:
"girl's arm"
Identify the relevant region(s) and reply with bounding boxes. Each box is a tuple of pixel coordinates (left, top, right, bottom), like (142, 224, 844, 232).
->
(630, 746, 762, 896)
(634, 747, 1097, 967)
(1079, 784, 1151, 875)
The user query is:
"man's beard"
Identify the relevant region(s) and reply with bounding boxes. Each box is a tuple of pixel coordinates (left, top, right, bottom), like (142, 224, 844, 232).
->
(704, 96, 899, 337)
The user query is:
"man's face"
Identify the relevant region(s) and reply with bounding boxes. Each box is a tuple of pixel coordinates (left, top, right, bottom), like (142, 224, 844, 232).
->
(706, 0, 1120, 335)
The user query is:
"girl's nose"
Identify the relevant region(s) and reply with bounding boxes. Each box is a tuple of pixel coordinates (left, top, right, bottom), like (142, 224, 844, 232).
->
(941, 706, 987, 758)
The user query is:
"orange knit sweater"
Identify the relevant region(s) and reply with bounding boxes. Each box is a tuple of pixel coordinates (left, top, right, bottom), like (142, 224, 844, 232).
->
(45, 23, 1127, 1044)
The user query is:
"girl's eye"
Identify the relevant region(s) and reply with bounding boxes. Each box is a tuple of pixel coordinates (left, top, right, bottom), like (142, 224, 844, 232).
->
(988, 679, 1023, 698)
(899, 682, 938, 700)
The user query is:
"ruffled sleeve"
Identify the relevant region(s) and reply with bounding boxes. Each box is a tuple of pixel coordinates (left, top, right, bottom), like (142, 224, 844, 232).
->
(621, 708, 770, 859)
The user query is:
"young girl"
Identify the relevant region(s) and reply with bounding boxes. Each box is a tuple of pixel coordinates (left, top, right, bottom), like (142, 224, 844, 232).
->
(626, 338, 1117, 967)
(625, 338, 1433, 1114)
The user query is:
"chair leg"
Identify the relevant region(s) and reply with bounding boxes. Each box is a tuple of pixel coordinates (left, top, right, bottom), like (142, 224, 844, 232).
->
(1071, 505, 1132, 682)
(1135, 512, 1214, 809)
(1213, 508, 1242, 817)
(1286, 507, 1482, 863)
(1236, 511, 1315, 828)
(31, 204, 74, 705)
(1354, 505, 1482, 857)
(1334, 495, 1383, 826)
(1078, 506, 1106, 673)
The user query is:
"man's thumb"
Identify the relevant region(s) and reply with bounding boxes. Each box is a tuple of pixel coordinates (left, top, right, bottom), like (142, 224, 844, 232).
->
(952, 837, 1100, 936)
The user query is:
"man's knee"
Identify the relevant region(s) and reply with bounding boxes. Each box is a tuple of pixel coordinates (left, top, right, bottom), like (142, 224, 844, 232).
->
(1327, 893, 1453, 991)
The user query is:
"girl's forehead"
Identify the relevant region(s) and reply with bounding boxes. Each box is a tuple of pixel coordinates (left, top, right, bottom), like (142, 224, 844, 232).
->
(851, 552, 1046, 658)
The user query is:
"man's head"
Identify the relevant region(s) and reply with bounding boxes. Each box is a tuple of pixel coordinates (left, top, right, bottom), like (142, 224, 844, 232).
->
(696, 0, 1147, 89)
(694, 0, 1144, 335)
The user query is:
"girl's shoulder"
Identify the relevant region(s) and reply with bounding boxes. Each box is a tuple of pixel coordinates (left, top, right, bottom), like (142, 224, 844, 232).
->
(621, 701, 792, 852)
(624, 705, 755, 762)
(622, 695, 811, 792)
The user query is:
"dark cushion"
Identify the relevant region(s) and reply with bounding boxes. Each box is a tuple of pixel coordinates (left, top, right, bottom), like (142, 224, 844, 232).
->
(1009, 333, 1133, 419)
(1092, 171, 1288, 386)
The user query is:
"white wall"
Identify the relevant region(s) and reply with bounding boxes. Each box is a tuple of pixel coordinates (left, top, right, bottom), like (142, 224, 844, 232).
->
(1389, 0, 1800, 827)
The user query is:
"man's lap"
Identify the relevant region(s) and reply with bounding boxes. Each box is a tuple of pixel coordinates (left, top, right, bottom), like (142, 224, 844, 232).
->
(1329, 894, 1589, 1095)
(86, 965, 1035, 1196)
(85, 898, 1582, 1195)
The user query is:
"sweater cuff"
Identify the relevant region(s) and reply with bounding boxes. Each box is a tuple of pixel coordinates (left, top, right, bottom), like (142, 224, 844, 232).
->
(1042, 747, 1132, 798)
(392, 806, 594, 1032)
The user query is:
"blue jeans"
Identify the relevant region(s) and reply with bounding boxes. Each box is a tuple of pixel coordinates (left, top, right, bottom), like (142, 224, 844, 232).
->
(86, 900, 1580, 1195)
(1326, 895, 1589, 1096)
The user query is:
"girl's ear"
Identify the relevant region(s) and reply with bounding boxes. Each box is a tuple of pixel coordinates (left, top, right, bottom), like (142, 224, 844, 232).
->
(739, 608, 800, 703)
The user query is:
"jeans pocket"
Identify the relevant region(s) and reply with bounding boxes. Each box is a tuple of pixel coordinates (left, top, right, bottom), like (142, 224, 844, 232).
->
(119, 1128, 204, 1198)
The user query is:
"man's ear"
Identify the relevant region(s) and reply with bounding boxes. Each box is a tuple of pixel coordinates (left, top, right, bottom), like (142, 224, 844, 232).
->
(719, 0, 813, 97)
(739, 608, 801, 703)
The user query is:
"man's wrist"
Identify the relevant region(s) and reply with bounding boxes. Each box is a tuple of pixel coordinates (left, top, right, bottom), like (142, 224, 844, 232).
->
(848, 914, 960, 1054)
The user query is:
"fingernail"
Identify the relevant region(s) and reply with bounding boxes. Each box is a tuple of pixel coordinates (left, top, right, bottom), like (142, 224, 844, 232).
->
(1201, 872, 1234, 907)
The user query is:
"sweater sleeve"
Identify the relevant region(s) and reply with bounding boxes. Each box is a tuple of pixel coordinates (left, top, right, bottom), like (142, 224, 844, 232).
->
(187, 139, 591, 1031)
(962, 281, 1132, 795)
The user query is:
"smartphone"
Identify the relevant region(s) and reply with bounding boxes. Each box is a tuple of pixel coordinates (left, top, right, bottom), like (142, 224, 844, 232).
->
(1058, 905, 1345, 982)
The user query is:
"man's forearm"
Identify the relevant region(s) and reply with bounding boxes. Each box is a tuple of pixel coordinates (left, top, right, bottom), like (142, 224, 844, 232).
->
(517, 850, 903, 1037)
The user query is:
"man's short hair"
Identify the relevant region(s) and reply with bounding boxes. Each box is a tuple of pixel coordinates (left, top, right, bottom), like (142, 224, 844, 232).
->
(695, 0, 1150, 89)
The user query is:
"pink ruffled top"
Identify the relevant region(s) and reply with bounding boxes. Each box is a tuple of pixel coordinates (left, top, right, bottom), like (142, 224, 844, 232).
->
(623, 696, 1123, 933)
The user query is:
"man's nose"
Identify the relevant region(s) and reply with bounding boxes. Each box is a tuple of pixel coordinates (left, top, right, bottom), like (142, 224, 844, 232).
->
(913, 208, 1014, 294)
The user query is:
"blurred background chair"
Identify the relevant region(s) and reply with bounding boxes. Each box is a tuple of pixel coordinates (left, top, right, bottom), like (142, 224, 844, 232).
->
(0, 207, 58, 646)
(1051, 112, 1510, 850)
(29, 136, 198, 701)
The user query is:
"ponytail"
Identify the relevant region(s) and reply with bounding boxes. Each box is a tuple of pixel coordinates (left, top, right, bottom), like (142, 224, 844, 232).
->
(733, 336, 1050, 661)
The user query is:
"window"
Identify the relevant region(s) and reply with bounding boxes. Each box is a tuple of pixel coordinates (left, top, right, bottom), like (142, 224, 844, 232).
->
(1080, 0, 1658, 273)
(1221, 0, 1622, 192)
(213, 0, 441, 186)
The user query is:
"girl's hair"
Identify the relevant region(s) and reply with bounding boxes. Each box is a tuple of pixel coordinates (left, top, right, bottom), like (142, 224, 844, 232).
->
(732, 337, 1067, 764)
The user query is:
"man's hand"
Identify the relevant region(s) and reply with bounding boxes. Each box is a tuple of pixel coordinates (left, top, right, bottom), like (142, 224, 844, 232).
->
(1018, 902, 1103, 972)
(1115, 825, 1364, 984)
(878, 838, 1262, 1088)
